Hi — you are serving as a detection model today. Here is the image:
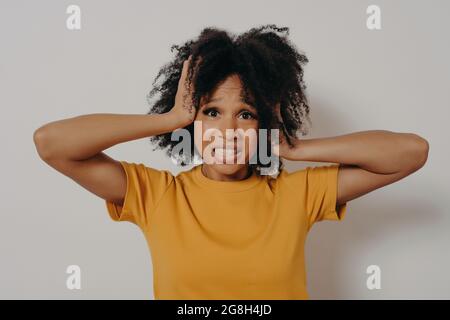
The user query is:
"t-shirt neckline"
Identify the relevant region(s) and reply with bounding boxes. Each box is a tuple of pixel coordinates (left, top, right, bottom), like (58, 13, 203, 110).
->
(193, 164, 263, 192)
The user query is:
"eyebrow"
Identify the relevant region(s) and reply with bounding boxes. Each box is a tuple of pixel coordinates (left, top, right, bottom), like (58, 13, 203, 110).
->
(205, 97, 257, 110)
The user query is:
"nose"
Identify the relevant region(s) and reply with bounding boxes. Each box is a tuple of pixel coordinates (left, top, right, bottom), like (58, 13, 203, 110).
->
(217, 116, 240, 148)
(218, 114, 236, 134)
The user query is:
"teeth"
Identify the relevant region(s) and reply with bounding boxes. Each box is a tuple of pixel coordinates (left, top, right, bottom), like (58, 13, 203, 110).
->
(214, 148, 237, 155)
(213, 148, 242, 162)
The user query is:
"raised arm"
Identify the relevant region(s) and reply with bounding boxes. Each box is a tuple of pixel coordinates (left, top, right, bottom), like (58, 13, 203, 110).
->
(33, 57, 196, 206)
(33, 112, 186, 205)
(274, 129, 429, 206)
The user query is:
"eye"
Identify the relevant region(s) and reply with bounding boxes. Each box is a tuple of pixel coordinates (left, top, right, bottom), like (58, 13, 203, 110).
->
(239, 111, 257, 120)
(203, 107, 219, 118)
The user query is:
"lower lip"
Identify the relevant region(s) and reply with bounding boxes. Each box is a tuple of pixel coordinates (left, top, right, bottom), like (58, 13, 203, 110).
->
(213, 149, 243, 163)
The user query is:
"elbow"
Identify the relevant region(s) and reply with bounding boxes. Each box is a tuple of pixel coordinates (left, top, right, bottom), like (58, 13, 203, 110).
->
(33, 125, 55, 161)
(405, 133, 429, 171)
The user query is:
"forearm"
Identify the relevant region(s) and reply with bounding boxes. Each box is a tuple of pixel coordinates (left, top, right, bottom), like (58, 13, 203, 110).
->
(290, 130, 429, 174)
(33, 112, 181, 161)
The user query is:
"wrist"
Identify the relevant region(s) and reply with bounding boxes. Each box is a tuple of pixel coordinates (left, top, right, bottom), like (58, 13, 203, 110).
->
(285, 138, 311, 161)
(166, 110, 192, 130)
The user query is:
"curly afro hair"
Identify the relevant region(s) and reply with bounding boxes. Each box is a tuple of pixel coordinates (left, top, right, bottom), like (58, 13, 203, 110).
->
(146, 24, 311, 175)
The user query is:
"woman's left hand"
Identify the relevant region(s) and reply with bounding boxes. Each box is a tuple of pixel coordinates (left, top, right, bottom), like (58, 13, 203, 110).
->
(272, 103, 303, 161)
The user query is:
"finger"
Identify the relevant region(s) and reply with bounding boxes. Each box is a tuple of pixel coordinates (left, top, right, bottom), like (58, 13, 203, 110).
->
(187, 56, 197, 93)
(178, 62, 188, 90)
(275, 102, 282, 122)
(271, 129, 280, 148)
(184, 55, 193, 77)
(179, 59, 191, 93)
(271, 137, 280, 156)
(181, 55, 198, 105)
(182, 59, 190, 78)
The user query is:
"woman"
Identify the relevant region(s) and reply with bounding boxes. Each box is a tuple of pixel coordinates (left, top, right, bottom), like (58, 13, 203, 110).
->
(33, 25, 429, 299)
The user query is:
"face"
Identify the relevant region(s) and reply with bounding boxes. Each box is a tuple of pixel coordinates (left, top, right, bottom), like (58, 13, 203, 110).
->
(193, 74, 259, 180)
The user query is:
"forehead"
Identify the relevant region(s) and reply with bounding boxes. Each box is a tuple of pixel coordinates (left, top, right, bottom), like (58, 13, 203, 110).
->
(202, 74, 255, 106)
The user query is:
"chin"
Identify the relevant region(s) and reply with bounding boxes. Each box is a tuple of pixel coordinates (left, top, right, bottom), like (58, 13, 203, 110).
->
(209, 163, 247, 175)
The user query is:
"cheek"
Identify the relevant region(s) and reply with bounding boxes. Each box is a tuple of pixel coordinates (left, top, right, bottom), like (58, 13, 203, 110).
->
(193, 120, 203, 150)
(194, 121, 215, 149)
(193, 121, 217, 162)
(246, 130, 259, 160)
(234, 126, 259, 161)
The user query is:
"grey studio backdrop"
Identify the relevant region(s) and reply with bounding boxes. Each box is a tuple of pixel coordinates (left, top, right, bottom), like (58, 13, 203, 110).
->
(0, 0, 448, 299)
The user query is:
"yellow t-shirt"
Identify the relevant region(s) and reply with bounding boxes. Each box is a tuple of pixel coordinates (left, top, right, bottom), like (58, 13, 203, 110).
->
(105, 161, 347, 300)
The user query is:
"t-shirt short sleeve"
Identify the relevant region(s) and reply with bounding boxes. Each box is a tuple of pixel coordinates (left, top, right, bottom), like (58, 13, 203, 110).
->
(282, 164, 347, 231)
(304, 164, 347, 229)
(105, 160, 174, 230)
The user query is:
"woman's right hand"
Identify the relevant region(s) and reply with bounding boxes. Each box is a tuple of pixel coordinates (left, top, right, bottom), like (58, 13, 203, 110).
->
(170, 55, 198, 128)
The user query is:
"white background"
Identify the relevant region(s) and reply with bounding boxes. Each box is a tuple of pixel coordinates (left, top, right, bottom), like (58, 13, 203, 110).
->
(0, 0, 448, 299)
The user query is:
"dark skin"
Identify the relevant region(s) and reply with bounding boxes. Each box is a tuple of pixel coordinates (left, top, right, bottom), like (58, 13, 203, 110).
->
(33, 55, 429, 209)
(173, 56, 430, 206)
(32, 58, 196, 206)
(274, 126, 429, 205)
